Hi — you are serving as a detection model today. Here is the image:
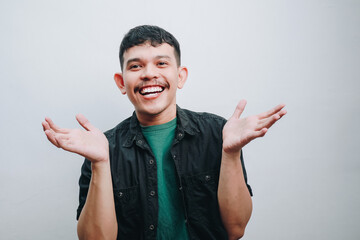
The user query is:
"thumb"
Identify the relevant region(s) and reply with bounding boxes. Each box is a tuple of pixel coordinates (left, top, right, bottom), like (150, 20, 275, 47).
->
(231, 99, 247, 119)
(76, 114, 95, 131)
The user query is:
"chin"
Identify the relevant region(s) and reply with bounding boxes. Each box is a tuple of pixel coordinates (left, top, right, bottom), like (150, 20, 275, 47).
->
(140, 105, 166, 116)
(137, 102, 175, 117)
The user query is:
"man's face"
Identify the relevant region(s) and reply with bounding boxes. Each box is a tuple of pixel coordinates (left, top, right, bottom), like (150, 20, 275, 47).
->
(115, 43, 187, 125)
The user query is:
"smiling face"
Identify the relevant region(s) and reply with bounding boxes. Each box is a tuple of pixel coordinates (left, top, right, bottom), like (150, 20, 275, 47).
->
(114, 43, 188, 126)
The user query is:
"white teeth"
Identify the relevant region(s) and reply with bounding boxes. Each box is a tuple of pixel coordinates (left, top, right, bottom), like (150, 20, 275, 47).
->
(141, 86, 163, 94)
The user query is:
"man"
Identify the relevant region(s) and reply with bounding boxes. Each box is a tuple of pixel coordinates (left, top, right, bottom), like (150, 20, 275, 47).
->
(42, 25, 286, 240)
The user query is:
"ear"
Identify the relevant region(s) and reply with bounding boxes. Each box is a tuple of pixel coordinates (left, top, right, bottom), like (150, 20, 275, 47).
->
(114, 73, 127, 95)
(177, 66, 188, 89)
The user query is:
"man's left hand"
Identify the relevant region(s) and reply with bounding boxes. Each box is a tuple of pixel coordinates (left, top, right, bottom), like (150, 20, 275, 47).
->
(222, 100, 287, 154)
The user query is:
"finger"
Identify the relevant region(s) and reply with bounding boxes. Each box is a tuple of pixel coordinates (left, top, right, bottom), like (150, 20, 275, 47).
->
(257, 109, 287, 130)
(42, 121, 50, 131)
(250, 128, 268, 140)
(257, 114, 280, 130)
(279, 109, 287, 118)
(243, 128, 268, 145)
(258, 103, 285, 119)
(231, 99, 247, 119)
(54, 133, 71, 148)
(45, 118, 70, 134)
(44, 129, 60, 148)
(76, 114, 95, 131)
(45, 117, 62, 132)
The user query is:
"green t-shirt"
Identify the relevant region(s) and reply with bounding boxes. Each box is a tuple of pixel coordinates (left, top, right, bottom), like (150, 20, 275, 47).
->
(141, 118, 189, 240)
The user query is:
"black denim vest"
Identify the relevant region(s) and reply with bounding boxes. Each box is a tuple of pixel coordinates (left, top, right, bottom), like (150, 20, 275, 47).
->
(77, 106, 252, 240)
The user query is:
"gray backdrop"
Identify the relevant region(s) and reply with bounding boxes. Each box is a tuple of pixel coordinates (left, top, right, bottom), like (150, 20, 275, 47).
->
(1, 0, 359, 239)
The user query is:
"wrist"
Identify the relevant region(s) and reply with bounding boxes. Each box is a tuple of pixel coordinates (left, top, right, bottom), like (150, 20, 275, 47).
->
(220, 149, 244, 176)
(222, 145, 241, 156)
(91, 156, 110, 170)
(222, 149, 241, 161)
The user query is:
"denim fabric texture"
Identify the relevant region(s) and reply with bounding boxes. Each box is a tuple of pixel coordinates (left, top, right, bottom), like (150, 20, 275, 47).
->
(77, 106, 252, 240)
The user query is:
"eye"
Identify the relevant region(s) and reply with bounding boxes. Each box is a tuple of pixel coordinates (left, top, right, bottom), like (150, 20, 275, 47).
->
(129, 64, 141, 70)
(157, 61, 168, 67)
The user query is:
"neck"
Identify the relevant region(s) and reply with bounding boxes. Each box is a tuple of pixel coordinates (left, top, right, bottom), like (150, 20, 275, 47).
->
(136, 104, 177, 126)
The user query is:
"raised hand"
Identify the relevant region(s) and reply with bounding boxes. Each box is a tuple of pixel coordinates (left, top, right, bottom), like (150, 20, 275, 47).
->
(222, 100, 287, 154)
(42, 114, 109, 163)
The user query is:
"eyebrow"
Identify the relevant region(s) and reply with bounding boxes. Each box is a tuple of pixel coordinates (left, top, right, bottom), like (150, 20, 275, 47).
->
(154, 55, 171, 60)
(125, 55, 171, 67)
(125, 58, 141, 67)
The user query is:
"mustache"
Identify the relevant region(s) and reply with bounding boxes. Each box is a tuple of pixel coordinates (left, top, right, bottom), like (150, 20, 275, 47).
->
(134, 79, 170, 92)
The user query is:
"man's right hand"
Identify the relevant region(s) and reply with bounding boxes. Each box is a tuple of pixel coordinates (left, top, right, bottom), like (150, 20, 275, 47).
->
(42, 114, 109, 163)
(42, 115, 117, 239)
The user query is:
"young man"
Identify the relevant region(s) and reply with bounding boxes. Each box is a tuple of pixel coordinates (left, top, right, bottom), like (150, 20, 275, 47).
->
(42, 25, 286, 240)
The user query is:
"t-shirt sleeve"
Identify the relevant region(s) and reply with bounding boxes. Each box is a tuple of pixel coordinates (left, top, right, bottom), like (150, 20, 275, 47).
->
(240, 150, 253, 196)
(76, 158, 92, 220)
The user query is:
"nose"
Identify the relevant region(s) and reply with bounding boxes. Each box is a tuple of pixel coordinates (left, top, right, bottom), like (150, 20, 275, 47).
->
(140, 64, 159, 81)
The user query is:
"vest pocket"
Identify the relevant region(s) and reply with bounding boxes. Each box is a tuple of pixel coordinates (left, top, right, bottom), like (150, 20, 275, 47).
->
(113, 185, 142, 238)
(182, 171, 219, 218)
(182, 170, 227, 239)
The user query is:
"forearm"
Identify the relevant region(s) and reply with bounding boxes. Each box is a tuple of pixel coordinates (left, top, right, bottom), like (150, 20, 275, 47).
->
(77, 160, 118, 240)
(218, 150, 252, 240)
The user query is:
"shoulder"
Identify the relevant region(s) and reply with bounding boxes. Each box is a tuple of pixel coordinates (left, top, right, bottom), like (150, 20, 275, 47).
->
(103, 116, 132, 141)
(178, 107, 227, 132)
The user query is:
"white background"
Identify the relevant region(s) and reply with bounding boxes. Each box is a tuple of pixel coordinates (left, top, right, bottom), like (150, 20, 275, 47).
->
(1, 0, 359, 239)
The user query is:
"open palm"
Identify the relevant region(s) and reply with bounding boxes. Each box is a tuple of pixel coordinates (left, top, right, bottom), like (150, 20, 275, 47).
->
(223, 100, 287, 153)
(42, 114, 109, 163)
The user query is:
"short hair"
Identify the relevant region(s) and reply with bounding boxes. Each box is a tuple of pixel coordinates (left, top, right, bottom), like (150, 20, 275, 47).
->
(119, 25, 181, 70)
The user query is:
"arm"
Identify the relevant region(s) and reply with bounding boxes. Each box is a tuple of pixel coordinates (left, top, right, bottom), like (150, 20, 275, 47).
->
(218, 100, 286, 240)
(77, 160, 117, 240)
(42, 115, 117, 240)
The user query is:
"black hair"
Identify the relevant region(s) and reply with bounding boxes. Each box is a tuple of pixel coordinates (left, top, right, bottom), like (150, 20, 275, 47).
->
(119, 25, 181, 70)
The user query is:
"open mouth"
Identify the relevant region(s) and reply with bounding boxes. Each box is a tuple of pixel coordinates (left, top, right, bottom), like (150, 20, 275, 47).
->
(139, 86, 165, 96)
